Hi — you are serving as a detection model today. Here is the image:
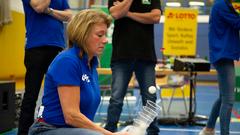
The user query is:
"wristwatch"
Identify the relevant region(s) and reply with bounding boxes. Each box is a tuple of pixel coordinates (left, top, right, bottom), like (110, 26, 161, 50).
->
(47, 8, 54, 16)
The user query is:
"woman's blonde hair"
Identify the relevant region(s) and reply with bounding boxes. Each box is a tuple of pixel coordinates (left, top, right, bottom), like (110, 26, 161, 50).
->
(67, 9, 112, 56)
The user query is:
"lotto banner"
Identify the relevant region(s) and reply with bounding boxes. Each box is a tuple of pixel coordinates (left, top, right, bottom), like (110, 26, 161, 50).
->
(163, 8, 198, 56)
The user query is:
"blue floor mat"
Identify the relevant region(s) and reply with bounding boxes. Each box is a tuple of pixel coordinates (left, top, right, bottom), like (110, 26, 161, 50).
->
(2, 85, 240, 135)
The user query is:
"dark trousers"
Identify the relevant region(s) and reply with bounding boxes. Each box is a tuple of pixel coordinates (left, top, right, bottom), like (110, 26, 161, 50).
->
(18, 46, 62, 135)
(105, 60, 159, 135)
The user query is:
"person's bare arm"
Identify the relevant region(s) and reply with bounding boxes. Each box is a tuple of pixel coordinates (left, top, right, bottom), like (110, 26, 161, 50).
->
(58, 86, 128, 135)
(45, 8, 72, 22)
(30, 0, 72, 22)
(109, 0, 133, 19)
(126, 9, 161, 24)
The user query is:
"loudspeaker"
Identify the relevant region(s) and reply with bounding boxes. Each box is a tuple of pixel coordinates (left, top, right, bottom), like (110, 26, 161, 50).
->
(173, 58, 210, 71)
(0, 81, 15, 133)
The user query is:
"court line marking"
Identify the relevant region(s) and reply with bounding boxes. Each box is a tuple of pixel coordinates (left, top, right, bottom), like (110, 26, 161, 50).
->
(159, 128, 240, 134)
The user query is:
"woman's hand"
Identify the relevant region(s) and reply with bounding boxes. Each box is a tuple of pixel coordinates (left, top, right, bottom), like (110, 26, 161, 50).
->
(112, 131, 130, 135)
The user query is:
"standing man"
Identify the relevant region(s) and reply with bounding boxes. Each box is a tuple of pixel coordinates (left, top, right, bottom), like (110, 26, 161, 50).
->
(199, 0, 240, 135)
(105, 0, 161, 134)
(18, 0, 72, 135)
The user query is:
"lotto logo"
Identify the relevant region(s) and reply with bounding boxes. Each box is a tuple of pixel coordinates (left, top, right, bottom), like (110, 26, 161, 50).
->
(167, 12, 196, 20)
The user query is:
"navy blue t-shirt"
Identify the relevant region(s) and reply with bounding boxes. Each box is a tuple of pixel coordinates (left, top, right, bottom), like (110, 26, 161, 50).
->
(22, 0, 70, 49)
(42, 46, 101, 127)
(209, 0, 240, 63)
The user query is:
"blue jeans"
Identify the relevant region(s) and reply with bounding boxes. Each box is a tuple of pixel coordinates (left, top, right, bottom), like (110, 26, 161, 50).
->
(207, 59, 235, 135)
(104, 60, 159, 135)
(29, 121, 103, 135)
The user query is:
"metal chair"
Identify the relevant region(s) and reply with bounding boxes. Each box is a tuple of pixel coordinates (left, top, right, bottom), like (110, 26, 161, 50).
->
(96, 74, 137, 124)
(159, 74, 188, 116)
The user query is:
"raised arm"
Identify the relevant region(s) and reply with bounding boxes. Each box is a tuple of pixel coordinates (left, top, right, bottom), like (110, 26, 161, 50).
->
(109, 0, 133, 20)
(126, 9, 161, 24)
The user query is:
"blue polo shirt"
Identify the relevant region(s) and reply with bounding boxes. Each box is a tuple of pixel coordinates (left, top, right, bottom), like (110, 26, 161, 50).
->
(209, 0, 240, 64)
(22, 0, 70, 49)
(42, 45, 101, 127)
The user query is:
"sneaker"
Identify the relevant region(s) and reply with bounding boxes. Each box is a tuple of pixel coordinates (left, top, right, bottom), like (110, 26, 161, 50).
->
(199, 128, 215, 135)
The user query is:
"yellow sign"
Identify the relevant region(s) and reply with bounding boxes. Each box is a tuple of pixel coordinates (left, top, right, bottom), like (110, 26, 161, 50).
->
(163, 8, 198, 56)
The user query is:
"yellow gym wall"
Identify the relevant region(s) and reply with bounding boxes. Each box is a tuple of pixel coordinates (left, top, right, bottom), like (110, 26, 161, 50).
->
(0, 11, 25, 90)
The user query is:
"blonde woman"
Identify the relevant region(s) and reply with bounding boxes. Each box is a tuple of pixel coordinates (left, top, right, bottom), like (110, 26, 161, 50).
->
(28, 9, 128, 135)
